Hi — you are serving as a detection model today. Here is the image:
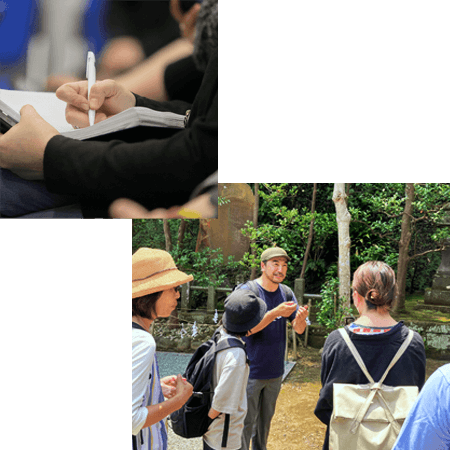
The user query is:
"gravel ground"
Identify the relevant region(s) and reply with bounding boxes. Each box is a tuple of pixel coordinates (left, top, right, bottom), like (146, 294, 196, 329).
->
(167, 424, 203, 449)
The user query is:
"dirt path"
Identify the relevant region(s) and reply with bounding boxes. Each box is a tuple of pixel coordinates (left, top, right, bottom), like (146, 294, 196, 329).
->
(268, 383, 325, 449)
(266, 348, 448, 450)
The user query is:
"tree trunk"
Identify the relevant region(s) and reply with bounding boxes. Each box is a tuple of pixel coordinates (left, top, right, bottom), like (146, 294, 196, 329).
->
(177, 219, 188, 250)
(195, 220, 212, 252)
(395, 183, 415, 311)
(163, 219, 172, 252)
(250, 183, 260, 280)
(332, 183, 352, 309)
(300, 183, 317, 279)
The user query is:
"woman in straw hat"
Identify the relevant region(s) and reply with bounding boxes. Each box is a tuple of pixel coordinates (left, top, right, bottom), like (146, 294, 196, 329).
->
(132, 248, 194, 450)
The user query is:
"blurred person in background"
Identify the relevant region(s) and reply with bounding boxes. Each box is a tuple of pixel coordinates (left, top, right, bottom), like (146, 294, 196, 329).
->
(14, 0, 108, 92)
(0, 0, 40, 90)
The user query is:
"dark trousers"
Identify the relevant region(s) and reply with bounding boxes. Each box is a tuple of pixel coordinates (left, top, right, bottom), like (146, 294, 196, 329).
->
(240, 376, 283, 450)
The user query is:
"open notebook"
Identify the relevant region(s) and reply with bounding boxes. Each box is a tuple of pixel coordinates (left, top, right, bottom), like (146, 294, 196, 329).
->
(0, 89, 185, 139)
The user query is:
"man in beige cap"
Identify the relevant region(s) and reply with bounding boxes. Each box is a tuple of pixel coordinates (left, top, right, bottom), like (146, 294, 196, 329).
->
(132, 248, 194, 450)
(238, 247, 309, 450)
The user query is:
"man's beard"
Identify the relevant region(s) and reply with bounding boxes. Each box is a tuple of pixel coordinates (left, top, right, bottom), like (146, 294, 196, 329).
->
(268, 273, 285, 284)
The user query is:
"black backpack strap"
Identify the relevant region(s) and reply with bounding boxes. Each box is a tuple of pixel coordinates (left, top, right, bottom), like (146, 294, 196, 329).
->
(215, 337, 247, 356)
(131, 431, 144, 449)
(216, 336, 250, 372)
(280, 284, 293, 303)
(221, 413, 231, 448)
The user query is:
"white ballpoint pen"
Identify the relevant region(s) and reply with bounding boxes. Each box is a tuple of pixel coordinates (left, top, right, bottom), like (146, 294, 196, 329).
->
(86, 51, 96, 126)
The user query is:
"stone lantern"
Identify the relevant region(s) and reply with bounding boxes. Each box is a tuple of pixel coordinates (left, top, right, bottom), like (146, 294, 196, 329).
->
(424, 203, 450, 308)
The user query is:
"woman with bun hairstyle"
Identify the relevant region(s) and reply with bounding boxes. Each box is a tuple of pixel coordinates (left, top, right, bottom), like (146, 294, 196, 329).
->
(314, 261, 426, 450)
(132, 248, 194, 450)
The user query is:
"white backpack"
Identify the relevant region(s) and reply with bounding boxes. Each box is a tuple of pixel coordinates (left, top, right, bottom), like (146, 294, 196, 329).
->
(329, 328, 418, 450)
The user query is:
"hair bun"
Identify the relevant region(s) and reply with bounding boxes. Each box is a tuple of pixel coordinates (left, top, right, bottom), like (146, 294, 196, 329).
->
(366, 289, 383, 305)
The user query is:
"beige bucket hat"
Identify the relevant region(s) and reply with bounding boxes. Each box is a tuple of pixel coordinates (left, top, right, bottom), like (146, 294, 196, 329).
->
(132, 248, 193, 298)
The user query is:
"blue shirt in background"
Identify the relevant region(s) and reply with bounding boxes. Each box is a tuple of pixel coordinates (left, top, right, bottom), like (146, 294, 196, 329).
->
(0, 0, 39, 89)
(393, 363, 450, 450)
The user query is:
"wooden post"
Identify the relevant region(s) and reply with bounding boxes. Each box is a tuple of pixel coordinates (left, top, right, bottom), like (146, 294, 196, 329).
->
(292, 326, 297, 360)
(285, 323, 289, 362)
(207, 285, 216, 313)
(304, 299, 312, 347)
(292, 278, 305, 359)
(295, 278, 305, 305)
(181, 283, 190, 310)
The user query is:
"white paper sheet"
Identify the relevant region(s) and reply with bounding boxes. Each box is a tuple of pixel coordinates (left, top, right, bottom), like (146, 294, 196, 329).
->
(0, 89, 73, 133)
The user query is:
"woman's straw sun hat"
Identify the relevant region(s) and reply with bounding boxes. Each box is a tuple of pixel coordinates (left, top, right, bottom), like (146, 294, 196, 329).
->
(132, 248, 193, 298)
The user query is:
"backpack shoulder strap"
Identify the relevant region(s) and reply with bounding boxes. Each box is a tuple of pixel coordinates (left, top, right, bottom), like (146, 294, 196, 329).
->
(338, 328, 414, 435)
(216, 336, 249, 366)
(242, 279, 260, 296)
(216, 336, 246, 354)
(378, 329, 414, 384)
(339, 328, 415, 384)
(338, 328, 375, 384)
(280, 284, 293, 303)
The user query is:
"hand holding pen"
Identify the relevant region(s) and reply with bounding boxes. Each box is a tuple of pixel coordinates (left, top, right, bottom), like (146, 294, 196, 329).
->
(55, 59, 136, 129)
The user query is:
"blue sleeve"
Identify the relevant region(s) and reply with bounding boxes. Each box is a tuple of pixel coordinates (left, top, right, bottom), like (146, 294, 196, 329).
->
(393, 365, 450, 450)
(0, 0, 39, 65)
(81, 0, 110, 56)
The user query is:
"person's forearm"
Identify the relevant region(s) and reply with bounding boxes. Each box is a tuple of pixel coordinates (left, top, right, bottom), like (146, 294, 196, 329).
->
(292, 316, 307, 334)
(208, 407, 221, 420)
(116, 38, 193, 102)
(248, 309, 278, 335)
(141, 395, 185, 430)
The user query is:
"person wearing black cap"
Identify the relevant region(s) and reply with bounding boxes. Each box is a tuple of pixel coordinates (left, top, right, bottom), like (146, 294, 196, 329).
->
(202, 289, 267, 450)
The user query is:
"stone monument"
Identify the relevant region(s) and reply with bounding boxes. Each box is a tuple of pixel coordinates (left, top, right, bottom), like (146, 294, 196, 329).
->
(424, 203, 450, 308)
(204, 183, 255, 261)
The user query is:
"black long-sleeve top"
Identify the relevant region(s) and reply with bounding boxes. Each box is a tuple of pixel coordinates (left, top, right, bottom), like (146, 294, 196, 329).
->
(43, 51, 218, 218)
(314, 322, 426, 450)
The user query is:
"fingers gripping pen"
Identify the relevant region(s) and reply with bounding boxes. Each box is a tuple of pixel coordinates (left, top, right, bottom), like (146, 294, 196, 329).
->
(86, 51, 96, 126)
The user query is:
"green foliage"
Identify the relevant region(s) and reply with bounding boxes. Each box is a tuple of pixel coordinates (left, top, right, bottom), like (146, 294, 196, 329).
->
(173, 246, 238, 288)
(132, 219, 240, 308)
(317, 267, 354, 330)
(132, 219, 199, 254)
(240, 184, 338, 290)
(239, 183, 449, 328)
(171, 246, 241, 309)
(317, 276, 341, 329)
(131, 183, 450, 318)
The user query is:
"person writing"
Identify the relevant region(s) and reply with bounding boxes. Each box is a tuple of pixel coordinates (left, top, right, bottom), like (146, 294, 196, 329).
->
(0, 0, 217, 218)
